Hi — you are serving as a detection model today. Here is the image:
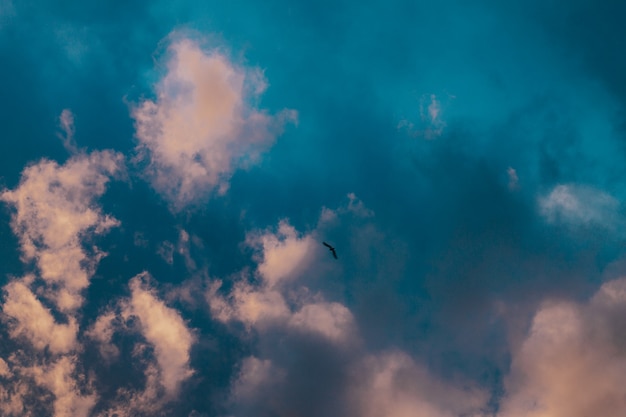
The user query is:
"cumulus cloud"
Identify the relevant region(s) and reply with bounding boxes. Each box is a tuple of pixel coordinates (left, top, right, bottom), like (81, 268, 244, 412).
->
(0, 150, 124, 311)
(499, 277, 626, 417)
(210, 203, 490, 417)
(132, 36, 297, 208)
(246, 220, 315, 287)
(207, 217, 356, 343)
(538, 183, 620, 230)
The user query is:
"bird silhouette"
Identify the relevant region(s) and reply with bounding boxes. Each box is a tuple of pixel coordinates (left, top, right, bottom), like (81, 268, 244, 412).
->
(323, 242, 338, 259)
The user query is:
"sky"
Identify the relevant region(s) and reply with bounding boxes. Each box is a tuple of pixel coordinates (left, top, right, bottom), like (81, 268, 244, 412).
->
(1, 0, 626, 416)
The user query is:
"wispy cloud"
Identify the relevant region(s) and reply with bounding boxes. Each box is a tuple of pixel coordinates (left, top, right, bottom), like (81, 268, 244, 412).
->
(57, 109, 77, 153)
(538, 183, 621, 231)
(398, 93, 451, 139)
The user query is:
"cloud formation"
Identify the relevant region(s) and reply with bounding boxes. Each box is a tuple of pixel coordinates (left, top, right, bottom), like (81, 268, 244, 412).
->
(499, 277, 626, 417)
(132, 36, 297, 209)
(0, 150, 124, 311)
(123, 273, 195, 397)
(210, 197, 489, 417)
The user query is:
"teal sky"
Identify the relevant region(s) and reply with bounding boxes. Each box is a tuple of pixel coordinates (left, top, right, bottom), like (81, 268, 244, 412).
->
(1, 1, 626, 416)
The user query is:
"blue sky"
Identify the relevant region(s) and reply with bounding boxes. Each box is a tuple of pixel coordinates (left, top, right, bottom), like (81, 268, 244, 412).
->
(1, 1, 626, 416)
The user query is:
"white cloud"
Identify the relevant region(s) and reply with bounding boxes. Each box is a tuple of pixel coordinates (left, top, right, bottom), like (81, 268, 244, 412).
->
(498, 277, 626, 417)
(124, 273, 195, 397)
(57, 109, 77, 153)
(0, 150, 123, 311)
(538, 183, 620, 230)
(2, 280, 78, 354)
(132, 37, 297, 208)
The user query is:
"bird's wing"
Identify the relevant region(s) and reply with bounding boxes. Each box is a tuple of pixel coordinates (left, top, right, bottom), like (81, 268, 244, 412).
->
(323, 242, 332, 249)
(331, 250, 338, 259)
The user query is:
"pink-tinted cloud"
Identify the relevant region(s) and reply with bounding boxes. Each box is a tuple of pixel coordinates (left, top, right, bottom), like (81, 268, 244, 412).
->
(0, 150, 123, 311)
(26, 356, 97, 417)
(132, 36, 297, 209)
(349, 351, 487, 417)
(499, 277, 626, 417)
(123, 273, 195, 397)
(57, 109, 77, 153)
(2, 279, 78, 354)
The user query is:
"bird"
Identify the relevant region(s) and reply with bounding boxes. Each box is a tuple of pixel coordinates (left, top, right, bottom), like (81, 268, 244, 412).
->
(322, 242, 338, 259)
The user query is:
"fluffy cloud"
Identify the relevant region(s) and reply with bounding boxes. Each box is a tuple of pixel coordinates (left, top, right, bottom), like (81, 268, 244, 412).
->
(85, 311, 119, 361)
(499, 277, 626, 417)
(350, 351, 487, 417)
(0, 150, 123, 311)
(246, 220, 315, 287)
(2, 279, 78, 354)
(132, 36, 297, 208)
(123, 273, 195, 397)
(27, 356, 96, 417)
(288, 302, 355, 345)
(538, 183, 620, 231)
(211, 202, 490, 417)
(207, 217, 355, 343)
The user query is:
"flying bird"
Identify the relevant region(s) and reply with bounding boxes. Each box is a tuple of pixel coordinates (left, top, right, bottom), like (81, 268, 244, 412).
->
(323, 242, 338, 259)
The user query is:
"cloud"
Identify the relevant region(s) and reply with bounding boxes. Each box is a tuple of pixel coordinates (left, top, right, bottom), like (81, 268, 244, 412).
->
(398, 93, 450, 139)
(57, 109, 77, 153)
(2, 279, 78, 354)
(231, 356, 286, 402)
(0, 150, 124, 311)
(499, 277, 626, 417)
(85, 311, 119, 361)
(132, 36, 297, 209)
(538, 183, 620, 230)
(288, 302, 355, 345)
(26, 356, 97, 417)
(123, 273, 195, 397)
(349, 351, 487, 417)
(210, 202, 490, 417)
(246, 220, 315, 287)
(507, 167, 519, 190)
